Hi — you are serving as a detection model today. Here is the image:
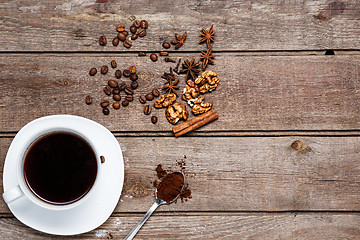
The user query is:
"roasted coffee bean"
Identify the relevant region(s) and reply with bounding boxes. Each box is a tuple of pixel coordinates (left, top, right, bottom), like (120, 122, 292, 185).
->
(123, 40, 132, 48)
(102, 107, 110, 115)
(111, 60, 117, 68)
(122, 30, 129, 36)
(125, 95, 133, 102)
(113, 94, 121, 101)
(139, 96, 146, 104)
(150, 53, 158, 62)
(123, 69, 131, 77)
(103, 86, 111, 96)
(160, 52, 168, 56)
(162, 42, 170, 49)
(152, 88, 160, 97)
(113, 102, 120, 109)
(112, 37, 119, 46)
(129, 65, 136, 74)
(131, 81, 138, 90)
(112, 88, 120, 95)
(118, 83, 126, 91)
(116, 24, 125, 32)
(151, 116, 158, 124)
(131, 34, 138, 40)
(140, 20, 148, 29)
(130, 25, 137, 34)
(138, 52, 146, 56)
(108, 80, 118, 88)
(130, 73, 138, 81)
(144, 105, 151, 115)
(115, 70, 122, 78)
(133, 20, 140, 28)
(85, 95, 92, 105)
(117, 33, 126, 41)
(99, 36, 107, 45)
(164, 57, 176, 62)
(101, 65, 109, 75)
(100, 156, 105, 163)
(122, 100, 129, 107)
(89, 68, 97, 76)
(138, 29, 146, 37)
(145, 93, 154, 101)
(100, 99, 110, 108)
(124, 87, 134, 95)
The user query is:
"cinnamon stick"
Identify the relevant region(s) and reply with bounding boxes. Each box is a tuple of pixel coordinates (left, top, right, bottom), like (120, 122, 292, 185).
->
(172, 109, 218, 137)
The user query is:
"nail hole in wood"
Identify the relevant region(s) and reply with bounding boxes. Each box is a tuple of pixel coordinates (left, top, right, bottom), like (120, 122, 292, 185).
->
(325, 50, 335, 55)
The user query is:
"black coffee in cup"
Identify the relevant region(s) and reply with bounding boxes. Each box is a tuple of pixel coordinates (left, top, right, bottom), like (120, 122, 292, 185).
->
(23, 132, 97, 205)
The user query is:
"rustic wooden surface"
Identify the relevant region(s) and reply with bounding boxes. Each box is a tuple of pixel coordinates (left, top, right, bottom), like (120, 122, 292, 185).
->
(1, 0, 360, 239)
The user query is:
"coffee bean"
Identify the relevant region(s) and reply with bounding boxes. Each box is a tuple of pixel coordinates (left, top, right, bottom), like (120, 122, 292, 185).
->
(133, 20, 140, 28)
(138, 52, 146, 56)
(162, 42, 170, 49)
(145, 93, 154, 101)
(140, 20, 148, 29)
(103, 107, 110, 115)
(160, 52, 168, 56)
(144, 105, 151, 115)
(139, 96, 146, 104)
(112, 37, 119, 46)
(103, 86, 111, 96)
(122, 30, 129, 36)
(125, 95, 133, 102)
(131, 81, 138, 89)
(113, 94, 121, 101)
(151, 116, 158, 124)
(123, 40, 132, 48)
(152, 88, 160, 97)
(112, 88, 120, 95)
(116, 24, 125, 32)
(124, 87, 134, 95)
(122, 100, 129, 107)
(131, 34, 138, 40)
(123, 69, 131, 77)
(150, 53, 158, 62)
(89, 68, 97, 76)
(101, 65, 108, 75)
(85, 95, 92, 105)
(100, 156, 105, 163)
(111, 60, 117, 68)
(100, 99, 110, 108)
(129, 65, 136, 74)
(113, 102, 120, 109)
(99, 36, 107, 46)
(117, 33, 126, 41)
(138, 29, 146, 37)
(130, 25, 137, 34)
(130, 73, 138, 81)
(119, 83, 126, 91)
(108, 80, 118, 88)
(115, 70, 122, 78)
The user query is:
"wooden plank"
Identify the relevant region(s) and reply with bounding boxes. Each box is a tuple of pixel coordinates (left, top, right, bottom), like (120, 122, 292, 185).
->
(0, 0, 359, 52)
(0, 213, 360, 239)
(1, 136, 360, 213)
(0, 54, 359, 132)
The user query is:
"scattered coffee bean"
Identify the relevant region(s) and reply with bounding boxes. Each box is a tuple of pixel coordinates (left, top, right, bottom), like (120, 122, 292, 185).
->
(139, 96, 147, 104)
(131, 81, 138, 89)
(101, 65, 109, 74)
(138, 29, 146, 37)
(140, 20, 148, 29)
(122, 100, 129, 107)
(133, 20, 140, 28)
(123, 40, 132, 48)
(151, 116, 158, 124)
(103, 107, 110, 115)
(111, 60, 117, 68)
(125, 95, 134, 102)
(85, 95, 92, 105)
(162, 42, 171, 49)
(99, 36, 107, 46)
(108, 80, 118, 88)
(164, 57, 176, 63)
(116, 24, 125, 32)
(144, 105, 151, 115)
(100, 99, 110, 108)
(115, 70, 122, 78)
(100, 156, 105, 163)
(131, 34, 138, 40)
(130, 25, 137, 34)
(123, 30, 129, 36)
(112, 37, 119, 46)
(150, 53, 158, 62)
(119, 83, 126, 91)
(113, 94, 121, 101)
(160, 52, 169, 56)
(103, 86, 111, 96)
(145, 93, 154, 101)
(117, 33, 126, 41)
(129, 65, 137, 74)
(130, 73, 138, 81)
(113, 102, 120, 109)
(124, 87, 134, 95)
(152, 88, 160, 97)
(138, 52, 146, 56)
(112, 88, 120, 95)
(89, 68, 97, 76)
(123, 69, 131, 77)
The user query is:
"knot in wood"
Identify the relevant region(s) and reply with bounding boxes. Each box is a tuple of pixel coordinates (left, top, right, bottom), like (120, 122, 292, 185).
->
(291, 140, 310, 152)
(130, 184, 147, 197)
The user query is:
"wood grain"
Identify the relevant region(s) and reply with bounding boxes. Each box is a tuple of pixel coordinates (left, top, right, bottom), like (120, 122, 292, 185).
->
(0, 0, 359, 52)
(0, 54, 359, 132)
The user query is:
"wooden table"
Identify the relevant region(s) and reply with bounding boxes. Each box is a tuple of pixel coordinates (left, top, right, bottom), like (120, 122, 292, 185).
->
(1, 0, 360, 239)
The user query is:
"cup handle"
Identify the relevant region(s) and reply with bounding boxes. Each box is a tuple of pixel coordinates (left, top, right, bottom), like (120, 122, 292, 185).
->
(2, 185, 24, 204)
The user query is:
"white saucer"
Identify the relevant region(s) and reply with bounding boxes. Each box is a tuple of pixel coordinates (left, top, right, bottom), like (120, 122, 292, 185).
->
(3, 115, 124, 235)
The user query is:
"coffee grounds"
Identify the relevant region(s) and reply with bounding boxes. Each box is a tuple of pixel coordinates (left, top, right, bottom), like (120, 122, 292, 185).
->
(156, 172, 184, 203)
(155, 164, 167, 179)
(179, 184, 192, 203)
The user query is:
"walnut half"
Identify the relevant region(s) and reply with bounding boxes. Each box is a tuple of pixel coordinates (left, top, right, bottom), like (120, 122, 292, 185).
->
(154, 93, 177, 108)
(188, 96, 213, 115)
(194, 70, 219, 93)
(165, 102, 189, 124)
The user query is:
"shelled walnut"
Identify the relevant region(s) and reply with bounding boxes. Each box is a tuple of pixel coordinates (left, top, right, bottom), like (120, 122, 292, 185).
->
(194, 70, 219, 93)
(182, 80, 200, 101)
(154, 93, 177, 108)
(188, 96, 213, 115)
(165, 102, 188, 124)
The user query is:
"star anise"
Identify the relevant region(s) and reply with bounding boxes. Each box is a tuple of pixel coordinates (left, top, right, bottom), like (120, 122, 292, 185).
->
(199, 25, 215, 48)
(171, 32, 187, 49)
(179, 59, 200, 80)
(200, 46, 214, 69)
(162, 68, 180, 96)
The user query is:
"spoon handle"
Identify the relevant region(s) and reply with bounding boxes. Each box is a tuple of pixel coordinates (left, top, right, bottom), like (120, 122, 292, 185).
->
(124, 200, 161, 240)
